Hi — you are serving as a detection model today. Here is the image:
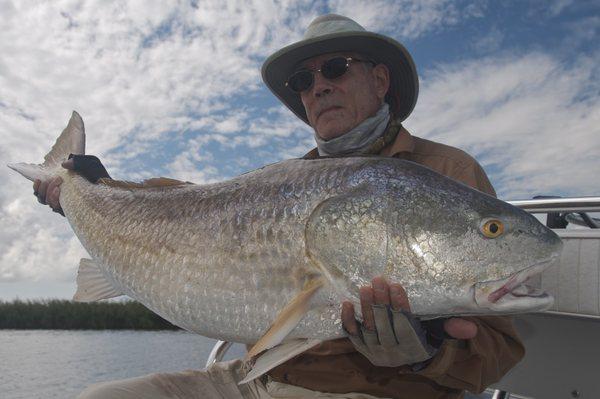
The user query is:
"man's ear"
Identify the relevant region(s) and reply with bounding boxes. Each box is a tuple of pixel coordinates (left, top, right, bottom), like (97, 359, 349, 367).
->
(372, 64, 390, 102)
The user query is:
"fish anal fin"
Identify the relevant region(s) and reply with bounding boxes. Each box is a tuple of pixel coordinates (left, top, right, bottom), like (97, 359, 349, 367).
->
(73, 258, 123, 302)
(239, 339, 322, 385)
(98, 177, 189, 189)
(246, 278, 324, 359)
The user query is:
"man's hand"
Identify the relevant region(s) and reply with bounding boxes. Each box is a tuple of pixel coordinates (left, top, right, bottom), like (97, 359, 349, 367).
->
(33, 159, 75, 215)
(32, 155, 111, 216)
(341, 276, 478, 367)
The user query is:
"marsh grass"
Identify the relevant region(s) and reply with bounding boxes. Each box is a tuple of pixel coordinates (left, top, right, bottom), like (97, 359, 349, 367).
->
(0, 299, 179, 330)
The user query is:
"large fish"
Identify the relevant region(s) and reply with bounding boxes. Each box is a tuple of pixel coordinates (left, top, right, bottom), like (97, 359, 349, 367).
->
(9, 112, 562, 381)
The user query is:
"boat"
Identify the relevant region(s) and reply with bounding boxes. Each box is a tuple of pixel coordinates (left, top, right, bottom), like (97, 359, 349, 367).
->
(490, 196, 600, 399)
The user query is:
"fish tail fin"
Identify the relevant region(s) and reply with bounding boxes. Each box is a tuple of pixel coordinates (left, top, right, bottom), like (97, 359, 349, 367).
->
(7, 111, 86, 181)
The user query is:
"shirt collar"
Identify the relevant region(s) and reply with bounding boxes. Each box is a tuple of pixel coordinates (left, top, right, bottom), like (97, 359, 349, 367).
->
(380, 126, 415, 157)
(303, 119, 415, 159)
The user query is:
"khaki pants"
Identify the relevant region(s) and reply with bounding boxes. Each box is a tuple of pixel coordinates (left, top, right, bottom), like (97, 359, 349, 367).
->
(77, 359, 388, 399)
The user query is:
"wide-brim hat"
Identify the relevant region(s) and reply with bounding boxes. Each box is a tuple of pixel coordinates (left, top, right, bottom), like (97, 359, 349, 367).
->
(262, 14, 419, 125)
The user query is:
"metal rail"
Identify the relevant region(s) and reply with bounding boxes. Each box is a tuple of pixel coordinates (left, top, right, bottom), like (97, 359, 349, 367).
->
(206, 340, 233, 367)
(507, 196, 600, 213)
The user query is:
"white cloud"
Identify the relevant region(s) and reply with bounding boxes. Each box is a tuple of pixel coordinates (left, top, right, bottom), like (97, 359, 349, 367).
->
(547, 0, 574, 17)
(564, 15, 600, 46)
(406, 51, 600, 199)
(163, 105, 314, 182)
(0, 0, 318, 163)
(329, 0, 485, 39)
(165, 135, 222, 184)
(472, 27, 504, 54)
(0, 196, 87, 282)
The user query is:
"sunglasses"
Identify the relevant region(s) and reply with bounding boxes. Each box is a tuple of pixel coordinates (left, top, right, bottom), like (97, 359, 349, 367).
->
(285, 57, 375, 93)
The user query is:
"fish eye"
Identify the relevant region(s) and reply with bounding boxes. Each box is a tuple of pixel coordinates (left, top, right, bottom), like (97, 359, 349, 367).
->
(480, 219, 504, 238)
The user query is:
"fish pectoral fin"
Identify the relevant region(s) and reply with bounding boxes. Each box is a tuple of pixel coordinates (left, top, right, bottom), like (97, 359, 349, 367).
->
(246, 278, 324, 359)
(239, 338, 322, 385)
(73, 258, 124, 302)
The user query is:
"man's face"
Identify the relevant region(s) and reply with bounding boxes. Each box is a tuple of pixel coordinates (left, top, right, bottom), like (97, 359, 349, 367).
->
(299, 52, 390, 140)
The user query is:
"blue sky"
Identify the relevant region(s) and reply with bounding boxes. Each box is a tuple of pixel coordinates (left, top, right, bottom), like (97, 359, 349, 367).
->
(1, 0, 599, 300)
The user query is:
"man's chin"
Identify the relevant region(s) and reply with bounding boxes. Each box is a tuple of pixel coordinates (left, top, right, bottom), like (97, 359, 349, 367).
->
(316, 122, 353, 141)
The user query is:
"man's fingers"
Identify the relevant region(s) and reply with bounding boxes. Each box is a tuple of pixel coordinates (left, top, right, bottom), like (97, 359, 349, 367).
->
(48, 186, 61, 210)
(443, 318, 478, 339)
(46, 177, 63, 210)
(33, 176, 64, 212)
(390, 283, 410, 312)
(372, 276, 390, 305)
(359, 287, 375, 331)
(37, 180, 49, 204)
(342, 301, 359, 336)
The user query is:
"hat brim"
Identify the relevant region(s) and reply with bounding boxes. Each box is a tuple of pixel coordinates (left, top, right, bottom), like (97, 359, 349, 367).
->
(262, 31, 419, 125)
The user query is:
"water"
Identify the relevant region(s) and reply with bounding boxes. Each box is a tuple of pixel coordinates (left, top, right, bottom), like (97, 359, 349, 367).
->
(0, 330, 492, 399)
(0, 330, 246, 399)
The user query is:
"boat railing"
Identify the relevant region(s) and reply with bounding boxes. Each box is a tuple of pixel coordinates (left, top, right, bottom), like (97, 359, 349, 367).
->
(507, 196, 600, 213)
(206, 340, 233, 367)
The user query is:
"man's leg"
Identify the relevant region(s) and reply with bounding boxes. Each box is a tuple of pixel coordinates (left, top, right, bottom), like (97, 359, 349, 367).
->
(264, 379, 390, 399)
(77, 359, 264, 399)
(78, 359, 389, 399)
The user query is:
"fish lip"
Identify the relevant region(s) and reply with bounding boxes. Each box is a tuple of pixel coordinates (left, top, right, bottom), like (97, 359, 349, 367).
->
(473, 255, 559, 312)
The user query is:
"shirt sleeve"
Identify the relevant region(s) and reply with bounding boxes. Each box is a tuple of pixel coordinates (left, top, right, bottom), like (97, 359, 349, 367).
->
(410, 316, 524, 393)
(453, 160, 497, 198)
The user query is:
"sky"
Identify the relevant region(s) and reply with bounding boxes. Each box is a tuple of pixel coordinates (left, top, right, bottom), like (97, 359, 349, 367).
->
(0, 0, 599, 300)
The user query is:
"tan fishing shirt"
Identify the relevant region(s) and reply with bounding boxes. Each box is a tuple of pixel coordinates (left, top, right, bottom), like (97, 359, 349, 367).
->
(267, 127, 524, 398)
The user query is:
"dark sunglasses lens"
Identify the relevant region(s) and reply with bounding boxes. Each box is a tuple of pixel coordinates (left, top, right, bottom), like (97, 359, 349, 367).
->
(321, 57, 349, 79)
(287, 70, 313, 92)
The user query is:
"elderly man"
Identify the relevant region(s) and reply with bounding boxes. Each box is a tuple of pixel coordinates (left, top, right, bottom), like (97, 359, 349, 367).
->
(35, 14, 523, 399)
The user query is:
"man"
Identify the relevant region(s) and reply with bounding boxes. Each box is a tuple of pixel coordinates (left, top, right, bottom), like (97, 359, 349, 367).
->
(35, 14, 523, 399)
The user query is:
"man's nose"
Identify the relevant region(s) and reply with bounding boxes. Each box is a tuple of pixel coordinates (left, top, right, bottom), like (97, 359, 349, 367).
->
(311, 72, 333, 98)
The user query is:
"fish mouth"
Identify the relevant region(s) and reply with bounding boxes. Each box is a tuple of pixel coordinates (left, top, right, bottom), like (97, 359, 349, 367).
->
(473, 256, 558, 313)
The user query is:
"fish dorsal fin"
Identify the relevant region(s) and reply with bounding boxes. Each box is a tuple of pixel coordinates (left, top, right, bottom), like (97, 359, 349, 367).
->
(44, 111, 85, 168)
(73, 258, 123, 302)
(247, 278, 324, 358)
(239, 339, 322, 385)
(97, 177, 189, 189)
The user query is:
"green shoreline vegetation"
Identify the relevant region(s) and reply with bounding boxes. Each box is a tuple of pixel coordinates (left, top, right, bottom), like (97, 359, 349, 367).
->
(0, 299, 180, 330)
